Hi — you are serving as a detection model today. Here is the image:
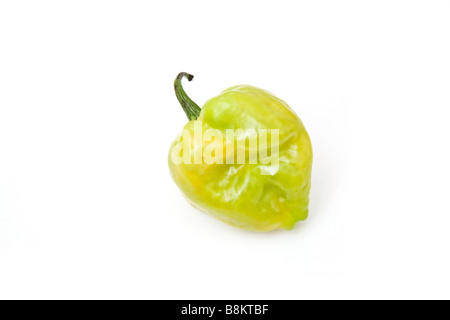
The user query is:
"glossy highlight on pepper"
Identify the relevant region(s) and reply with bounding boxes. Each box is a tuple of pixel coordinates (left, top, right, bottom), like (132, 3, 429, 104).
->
(168, 72, 313, 232)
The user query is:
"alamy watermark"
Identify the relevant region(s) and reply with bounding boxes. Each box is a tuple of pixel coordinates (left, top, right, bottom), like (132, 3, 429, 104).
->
(171, 121, 280, 175)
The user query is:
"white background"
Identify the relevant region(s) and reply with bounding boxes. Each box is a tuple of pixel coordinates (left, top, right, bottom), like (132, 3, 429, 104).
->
(1, 1, 449, 300)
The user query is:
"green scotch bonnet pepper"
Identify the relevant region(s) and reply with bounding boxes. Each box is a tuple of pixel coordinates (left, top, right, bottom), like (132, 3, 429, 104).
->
(169, 72, 313, 232)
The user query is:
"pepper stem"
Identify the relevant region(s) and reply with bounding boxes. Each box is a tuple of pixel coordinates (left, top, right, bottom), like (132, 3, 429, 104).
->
(174, 72, 201, 121)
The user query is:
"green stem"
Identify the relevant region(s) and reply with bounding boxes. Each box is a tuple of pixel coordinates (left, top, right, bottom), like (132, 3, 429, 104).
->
(174, 72, 201, 121)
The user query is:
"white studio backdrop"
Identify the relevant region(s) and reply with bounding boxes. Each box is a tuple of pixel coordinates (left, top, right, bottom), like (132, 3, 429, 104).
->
(0, 1, 449, 299)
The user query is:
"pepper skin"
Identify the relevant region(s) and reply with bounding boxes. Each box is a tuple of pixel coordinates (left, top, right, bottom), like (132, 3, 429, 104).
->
(169, 73, 313, 232)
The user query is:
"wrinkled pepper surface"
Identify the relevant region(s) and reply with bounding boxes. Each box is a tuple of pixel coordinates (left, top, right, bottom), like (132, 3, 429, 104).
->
(169, 72, 313, 232)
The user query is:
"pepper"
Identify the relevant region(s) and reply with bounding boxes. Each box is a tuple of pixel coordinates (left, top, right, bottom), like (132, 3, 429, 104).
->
(168, 72, 313, 232)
